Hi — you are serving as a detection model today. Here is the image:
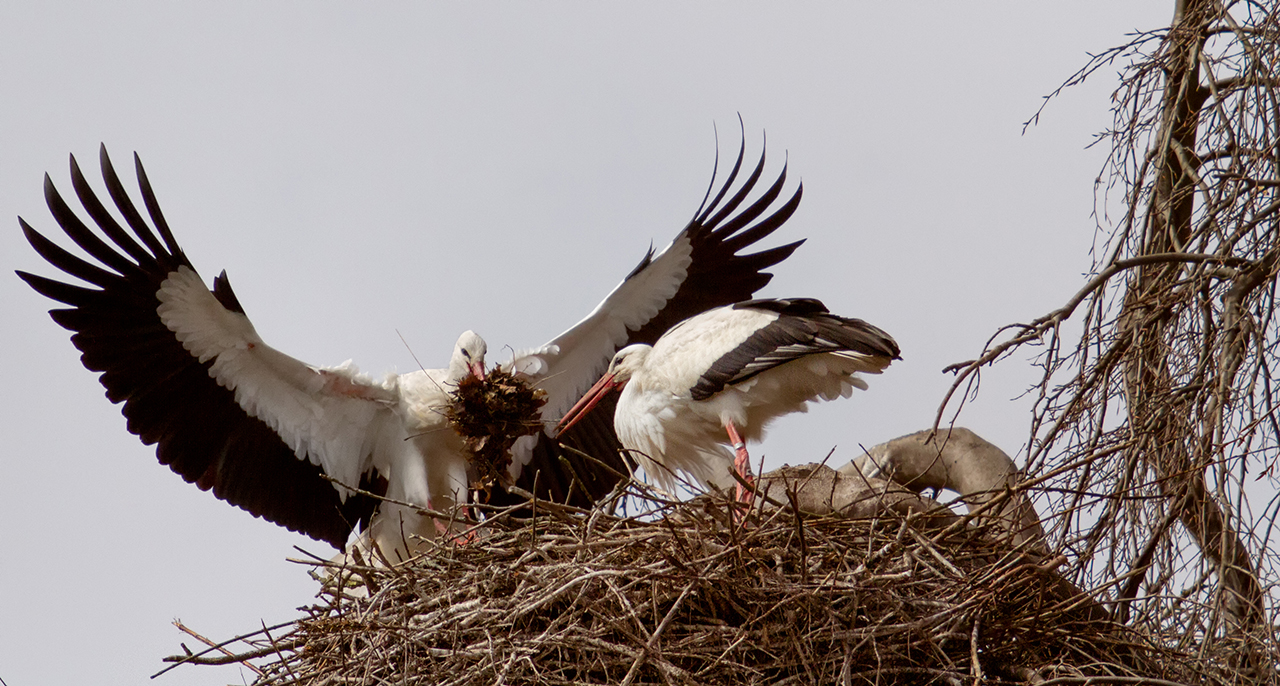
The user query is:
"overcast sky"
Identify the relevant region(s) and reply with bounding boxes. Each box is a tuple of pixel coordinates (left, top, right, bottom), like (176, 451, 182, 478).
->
(0, 3, 1167, 684)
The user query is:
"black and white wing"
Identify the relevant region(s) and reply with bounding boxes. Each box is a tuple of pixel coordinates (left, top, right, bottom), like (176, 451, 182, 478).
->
(687, 298, 901, 401)
(506, 132, 805, 504)
(16, 148, 393, 548)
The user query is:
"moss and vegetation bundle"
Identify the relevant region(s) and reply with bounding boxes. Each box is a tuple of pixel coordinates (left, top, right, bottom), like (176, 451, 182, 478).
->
(445, 368, 547, 496)
(171, 488, 1245, 685)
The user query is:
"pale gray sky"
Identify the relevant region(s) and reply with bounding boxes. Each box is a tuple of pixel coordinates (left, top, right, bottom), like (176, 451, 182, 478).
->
(1, 3, 1164, 684)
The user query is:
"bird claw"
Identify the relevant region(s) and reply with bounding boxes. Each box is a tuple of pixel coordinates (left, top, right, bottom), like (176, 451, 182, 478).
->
(433, 515, 476, 546)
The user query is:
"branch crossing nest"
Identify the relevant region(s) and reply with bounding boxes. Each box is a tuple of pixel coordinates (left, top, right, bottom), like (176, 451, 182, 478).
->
(445, 368, 547, 496)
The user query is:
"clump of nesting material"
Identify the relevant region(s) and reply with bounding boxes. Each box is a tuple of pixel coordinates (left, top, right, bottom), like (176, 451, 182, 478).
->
(172, 486, 1238, 686)
(445, 368, 547, 496)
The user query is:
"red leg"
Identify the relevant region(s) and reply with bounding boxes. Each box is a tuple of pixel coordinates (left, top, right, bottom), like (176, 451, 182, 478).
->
(724, 420, 755, 507)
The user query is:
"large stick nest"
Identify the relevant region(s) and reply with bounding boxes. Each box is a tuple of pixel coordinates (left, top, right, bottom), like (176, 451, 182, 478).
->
(175, 489, 1236, 685)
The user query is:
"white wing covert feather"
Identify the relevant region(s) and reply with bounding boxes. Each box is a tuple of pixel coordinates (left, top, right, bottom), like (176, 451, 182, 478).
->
(502, 134, 806, 487)
(511, 231, 694, 422)
(156, 264, 398, 497)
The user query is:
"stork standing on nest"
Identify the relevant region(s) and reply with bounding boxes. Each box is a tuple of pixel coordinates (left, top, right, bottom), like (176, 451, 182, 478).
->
(556, 298, 899, 502)
(17, 131, 802, 561)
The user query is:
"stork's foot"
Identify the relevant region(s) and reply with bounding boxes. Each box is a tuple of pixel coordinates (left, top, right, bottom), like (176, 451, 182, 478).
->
(734, 456, 755, 507)
(734, 476, 756, 514)
(451, 528, 477, 545)
(427, 498, 477, 546)
(725, 421, 756, 512)
(432, 516, 479, 546)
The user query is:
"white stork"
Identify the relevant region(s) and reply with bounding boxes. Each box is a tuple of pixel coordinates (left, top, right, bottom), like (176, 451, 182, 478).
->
(17, 134, 802, 559)
(556, 298, 899, 502)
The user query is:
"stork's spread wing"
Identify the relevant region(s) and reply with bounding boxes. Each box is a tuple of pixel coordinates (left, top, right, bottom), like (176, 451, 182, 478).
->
(16, 147, 387, 548)
(690, 298, 901, 401)
(507, 132, 804, 505)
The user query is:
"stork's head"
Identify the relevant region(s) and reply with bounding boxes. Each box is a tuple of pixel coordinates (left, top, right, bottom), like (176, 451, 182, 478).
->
(603, 344, 650, 385)
(554, 344, 652, 436)
(450, 330, 488, 381)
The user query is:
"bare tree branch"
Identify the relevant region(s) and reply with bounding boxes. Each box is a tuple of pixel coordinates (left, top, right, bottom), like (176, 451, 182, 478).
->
(941, 0, 1280, 677)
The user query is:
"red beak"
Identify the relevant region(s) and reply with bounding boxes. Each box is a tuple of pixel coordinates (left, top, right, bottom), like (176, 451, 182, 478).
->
(555, 372, 622, 436)
(471, 361, 486, 381)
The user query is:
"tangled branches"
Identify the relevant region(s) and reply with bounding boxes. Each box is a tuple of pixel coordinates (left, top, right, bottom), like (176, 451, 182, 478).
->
(942, 1, 1280, 676)
(167, 492, 1217, 685)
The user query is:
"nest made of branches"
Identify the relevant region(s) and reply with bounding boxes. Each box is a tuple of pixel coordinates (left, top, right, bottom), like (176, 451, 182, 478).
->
(169, 486, 1242, 686)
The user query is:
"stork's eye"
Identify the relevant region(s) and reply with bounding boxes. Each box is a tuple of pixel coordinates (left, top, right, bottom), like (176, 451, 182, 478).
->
(461, 350, 472, 359)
